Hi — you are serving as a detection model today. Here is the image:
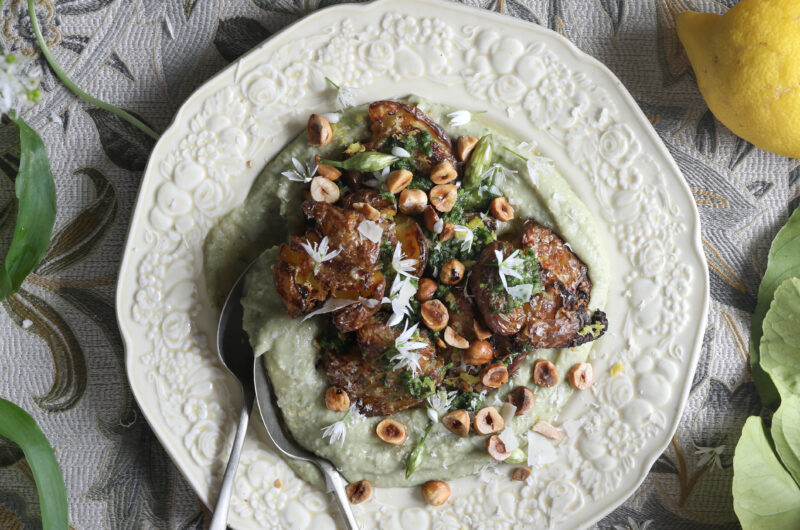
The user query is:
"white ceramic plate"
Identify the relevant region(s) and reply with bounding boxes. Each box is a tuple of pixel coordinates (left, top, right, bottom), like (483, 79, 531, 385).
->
(117, 0, 709, 527)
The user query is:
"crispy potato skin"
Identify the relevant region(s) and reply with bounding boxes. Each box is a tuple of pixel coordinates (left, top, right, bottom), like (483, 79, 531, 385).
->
(521, 221, 591, 298)
(324, 314, 444, 416)
(469, 241, 527, 336)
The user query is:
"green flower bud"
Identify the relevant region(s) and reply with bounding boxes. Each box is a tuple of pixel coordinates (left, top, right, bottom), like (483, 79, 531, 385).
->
(505, 448, 526, 464)
(321, 152, 398, 172)
(463, 134, 493, 189)
(406, 421, 434, 479)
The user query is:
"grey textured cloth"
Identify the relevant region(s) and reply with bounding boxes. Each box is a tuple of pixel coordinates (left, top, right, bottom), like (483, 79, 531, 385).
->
(0, 0, 793, 528)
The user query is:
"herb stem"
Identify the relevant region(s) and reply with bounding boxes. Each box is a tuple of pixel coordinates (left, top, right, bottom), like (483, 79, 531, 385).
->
(502, 145, 529, 161)
(325, 77, 340, 90)
(27, 0, 159, 141)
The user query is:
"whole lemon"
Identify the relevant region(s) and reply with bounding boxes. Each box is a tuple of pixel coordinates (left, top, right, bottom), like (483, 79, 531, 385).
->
(677, 0, 800, 158)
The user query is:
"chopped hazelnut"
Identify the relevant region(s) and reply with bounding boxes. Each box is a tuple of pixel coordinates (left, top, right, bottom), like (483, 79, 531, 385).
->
(310, 177, 340, 203)
(376, 418, 407, 445)
(490, 197, 514, 222)
(274, 478, 282, 488)
(440, 258, 465, 285)
(473, 406, 504, 435)
(507, 386, 536, 416)
(317, 163, 342, 180)
(532, 420, 562, 441)
(423, 205, 441, 232)
(443, 326, 469, 349)
(457, 135, 479, 161)
(511, 467, 531, 481)
(439, 222, 456, 242)
(430, 161, 458, 184)
(421, 300, 449, 331)
(324, 386, 350, 412)
(345, 479, 372, 504)
(430, 184, 458, 212)
(567, 363, 593, 390)
(464, 340, 494, 365)
(473, 319, 492, 341)
(421, 480, 450, 506)
(486, 434, 511, 461)
(436, 337, 446, 348)
(351, 201, 380, 221)
(416, 278, 438, 302)
(398, 189, 428, 214)
(307, 114, 332, 146)
(441, 410, 470, 437)
(480, 363, 509, 388)
(386, 169, 413, 194)
(532, 359, 558, 387)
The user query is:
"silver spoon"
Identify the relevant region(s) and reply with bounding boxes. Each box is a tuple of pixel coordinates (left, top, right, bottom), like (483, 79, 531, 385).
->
(212, 259, 359, 530)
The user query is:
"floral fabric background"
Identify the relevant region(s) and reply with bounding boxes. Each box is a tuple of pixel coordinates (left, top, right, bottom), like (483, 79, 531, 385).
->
(0, 0, 794, 528)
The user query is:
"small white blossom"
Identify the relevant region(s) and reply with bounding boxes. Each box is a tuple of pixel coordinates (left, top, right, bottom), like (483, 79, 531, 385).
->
(321, 112, 340, 124)
(364, 166, 390, 188)
(299, 236, 341, 273)
(383, 274, 417, 326)
(453, 225, 474, 253)
(391, 145, 411, 158)
(391, 245, 418, 277)
(390, 321, 428, 374)
(426, 389, 457, 423)
(0, 54, 41, 117)
(302, 298, 359, 321)
(432, 218, 444, 234)
(282, 156, 317, 183)
(321, 409, 350, 447)
(336, 85, 357, 110)
(357, 220, 383, 243)
(447, 110, 471, 127)
(495, 249, 525, 290)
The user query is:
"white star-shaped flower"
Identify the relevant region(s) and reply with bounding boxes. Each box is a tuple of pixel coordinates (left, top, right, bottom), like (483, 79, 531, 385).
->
(391, 245, 418, 277)
(299, 236, 341, 274)
(482, 163, 517, 186)
(321, 409, 350, 447)
(453, 225, 474, 253)
(282, 156, 318, 183)
(495, 249, 525, 290)
(426, 389, 457, 423)
(390, 321, 428, 374)
(447, 110, 471, 127)
(391, 145, 412, 158)
(383, 274, 417, 326)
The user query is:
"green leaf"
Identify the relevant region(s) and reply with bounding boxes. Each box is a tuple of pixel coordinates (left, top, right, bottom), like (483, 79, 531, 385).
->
(0, 117, 56, 301)
(750, 206, 800, 407)
(733, 416, 800, 530)
(0, 398, 68, 529)
(86, 107, 156, 171)
(772, 394, 800, 487)
(760, 277, 800, 400)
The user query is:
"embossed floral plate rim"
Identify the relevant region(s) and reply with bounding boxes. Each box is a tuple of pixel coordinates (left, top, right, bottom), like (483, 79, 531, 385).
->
(117, 0, 709, 528)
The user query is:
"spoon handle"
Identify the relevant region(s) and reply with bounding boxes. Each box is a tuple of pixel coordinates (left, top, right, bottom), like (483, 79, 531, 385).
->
(209, 391, 254, 530)
(318, 459, 360, 530)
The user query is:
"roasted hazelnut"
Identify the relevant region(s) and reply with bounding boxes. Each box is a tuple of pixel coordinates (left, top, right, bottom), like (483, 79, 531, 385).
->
(421, 300, 449, 331)
(443, 326, 469, 349)
(324, 386, 350, 412)
(423, 205, 441, 232)
(473, 319, 492, 341)
(398, 189, 428, 214)
(465, 340, 494, 365)
(430, 161, 458, 184)
(486, 435, 511, 461)
(490, 197, 514, 222)
(386, 169, 413, 193)
(421, 480, 450, 506)
(440, 258, 465, 285)
(351, 201, 380, 221)
(507, 386, 536, 416)
(511, 467, 531, 481)
(317, 163, 342, 180)
(532, 359, 558, 387)
(441, 409, 470, 437)
(473, 406, 504, 435)
(436, 337, 446, 349)
(430, 184, 458, 212)
(480, 363, 509, 388)
(416, 278, 438, 302)
(457, 135, 479, 161)
(307, 113, 332, 146)
(568, 363, 593, 390)
(439, 222, 456, 242)
(310, 177, 340, 203)
(532, 420, 562, 441)
(345, 479, 372, 504)
(376, 418, 407, 445)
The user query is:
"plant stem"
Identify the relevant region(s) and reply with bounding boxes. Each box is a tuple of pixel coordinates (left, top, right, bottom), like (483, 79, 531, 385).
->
(27, 0, 159, 140)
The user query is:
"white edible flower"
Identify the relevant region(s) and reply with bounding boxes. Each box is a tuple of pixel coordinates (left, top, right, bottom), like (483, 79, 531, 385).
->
(446, 110, 471, 127)
(426, 389, 457, 423)
(453, 225, 474, 253)
(432, 218, 444, 234)
(383, 274, 417, 326)
(391, 145, 411, 158)
(357, 220, 383, 243)
(282, 156, 318, 183)
(302, 298, 360, 321)
(364, 166, 390, 188)
(298, 236, 341, 274)
(321, 409, 350, 448)
(390, 321, 428, 374)
(506, 283, 534, 302)
(0, 54, 41, 117)
(391, 244, 418, 277)
(495, 249, 525, 290)
(696, 445, 725, 470)
(336, 85, 357, 110)
(481, 163, 517, 186)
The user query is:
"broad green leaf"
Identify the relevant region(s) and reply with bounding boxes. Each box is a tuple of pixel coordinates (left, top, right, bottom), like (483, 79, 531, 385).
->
(0, 117, 56, 301)
(0, 398, 68, 529)
(750, 206, 800, 407)
(772, 394, 800, 487)
(733, 416, 800, 530)
(760, 278, 800, 400)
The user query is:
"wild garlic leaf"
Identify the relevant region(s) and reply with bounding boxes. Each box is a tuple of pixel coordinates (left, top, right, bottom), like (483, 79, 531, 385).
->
(772, 394, 800, 487)
(750, 206, 800, 407)
(759, 277, 800, 400)
(733, 416, 800, 530)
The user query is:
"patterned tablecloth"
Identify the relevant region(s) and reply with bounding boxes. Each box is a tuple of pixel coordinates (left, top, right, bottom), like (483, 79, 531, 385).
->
(0, 0, 793, 528)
